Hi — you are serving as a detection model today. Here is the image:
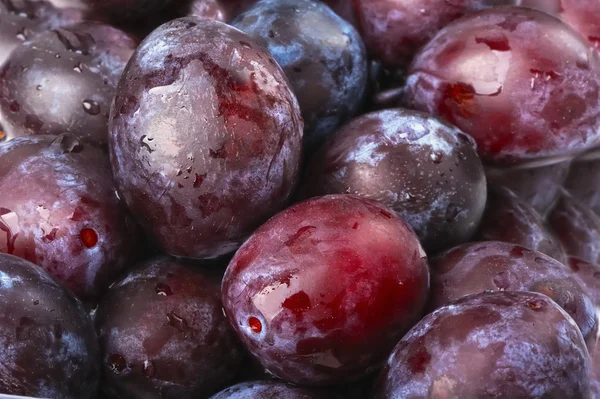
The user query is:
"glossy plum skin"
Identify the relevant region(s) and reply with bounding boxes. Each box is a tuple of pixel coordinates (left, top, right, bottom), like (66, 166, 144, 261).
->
(548, 189, 600, 265)
(354, 0, 489, 68)
(210, 381, 335, 399)
(475, 185, 567, 263)
(222, 195, 430, 385)
(565, 156, 600, 216)
(486, 161, 570, 216)
(517, 0, 600, 49)
(430, 241, 598, 347)
(403, 7, 600, 166)
(374, 291, 591, 398)
(567, 257, 600, 306)
(95, 257, 243, 399)
(0, 0, 85, 67)
(0, 135, 140, 301)
(0, 254, 100, 398)
(0, 21, 137, 147)
(233, 0, 368, 149)
(302, 109, 486, 253)
(109, 18, 303, 259)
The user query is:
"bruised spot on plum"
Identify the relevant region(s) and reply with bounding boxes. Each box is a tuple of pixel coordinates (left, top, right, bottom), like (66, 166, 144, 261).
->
(510, 246, 527, 259)
(407, 344, 431, 374)
(193, 173, 206, 188)
(43, 228, 59, 242)
(80, 228, 98, 248)
(285, 226, 317, 247)
(248, 317, 262, 333)
(527, 299, 544, 311)
(209, 146, 227, 159)
(352, 222, 359, 230)
(475, 36, 510, 51)
(380, 210, 393, 219)
(282, 291, 311, 317)
(440, 82, 477, 122)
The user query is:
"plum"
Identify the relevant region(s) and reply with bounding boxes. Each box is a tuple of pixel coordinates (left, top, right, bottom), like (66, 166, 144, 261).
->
(403, 7, 600, 165)
(95, 257, 243, 399)
(0, 254, 100, 398)
(0, 134, 140, 302)
(354, 0, 490, 68)
(430, 241, 598, 347)
(222, 195, 430, 385)
(374, 291, 591, 398)
(109, 17, 303, 259)
(210, 380, 335, 399)
(486, 161, 570, 216)
(548, 189, 600, 265)
(565, 155, 600, 216)
(0, 0, 86, 67)
(475, 185, 567, 263)
(302, 109, 487, 253)
(232, 0, 368, 149)
(0, 21, 137, 146)
(82, 0, 173, 20)
(567, 257, 600, 306)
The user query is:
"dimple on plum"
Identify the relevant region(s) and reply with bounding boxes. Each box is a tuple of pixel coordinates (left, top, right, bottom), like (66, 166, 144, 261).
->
(95, 257, 243, 399)
(233, 0, 368, 149)
(222, 194, 430, 385)
(0, 134, 140, 302)
(109, 17, 303, 259)
(430, 241, 598, 347)
(403, 7, 600, 165)
(0, 21, 137, 146)
(302, 108, 487, 253)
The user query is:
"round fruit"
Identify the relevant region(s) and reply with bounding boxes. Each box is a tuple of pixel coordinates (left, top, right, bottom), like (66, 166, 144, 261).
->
(210, 380, 335, 399)
(0, 134, 140, 301)
(430, 241, 598, 347)
(109, 17, 303, 259)
(233, 0, 368, 148)
(0, 254, 100, 398)
(374, 291, 591, 398)
(302, 109, 486, 253)
(0, 21, 137, 146)
(403, 7, 600, 165)
(565, 155, 600, 216)
(222, 194, 430, 385)
(95, 257, 243, 399)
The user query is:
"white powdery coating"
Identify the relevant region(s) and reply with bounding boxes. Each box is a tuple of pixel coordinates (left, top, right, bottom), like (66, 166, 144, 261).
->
(0, 271, 21, 289)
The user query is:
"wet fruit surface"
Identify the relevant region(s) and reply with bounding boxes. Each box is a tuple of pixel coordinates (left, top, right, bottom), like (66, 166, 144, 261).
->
(548, 189, 600, 265)
(233, 0, 368, 149)
(430, 241, 597, 347)
(95, 257, 243, 399)
(403, 7, 600, 165)
(210, 380, 336, 399)
(0, 21, 137, 146)
(109, 17, 303, 259)
(0, 134, 140, 301)
(475, 185, 567, 263)
(375, 291, 591, 398)
(302, 109, 487, 253)
(0, 254, 100, 398)
(222, 195, 430, 385)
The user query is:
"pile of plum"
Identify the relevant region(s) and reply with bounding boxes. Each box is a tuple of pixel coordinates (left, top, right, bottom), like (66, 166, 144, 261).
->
(3, 0, 600, 398)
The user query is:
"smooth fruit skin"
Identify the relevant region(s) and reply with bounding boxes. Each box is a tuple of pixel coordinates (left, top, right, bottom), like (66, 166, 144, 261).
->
(475, 185, 567, 263)
(0, 254, 100, 399)
(354, 0, 489, 68)
(82, 0, 173, 20)
(222, 195, 430, 385)
(567, 257, 600, 307)
(209, 380, 335, 399)
(548, 189, 600, 266)
(430, 241, 598, 347)
(517, 0, 600, 49)
(233, 0, 368, 149)
(95, 257, 243, 399)
(374, 291, 591, 398)
(0, 21, 137, 146)
(565, 155, 600, 217)
(109, 17, 303, 259)
(302, 108, 487, 253)
(403, 7, 600, 166)
(486, 161, 570, 216)
(0, 135, 140, 302)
